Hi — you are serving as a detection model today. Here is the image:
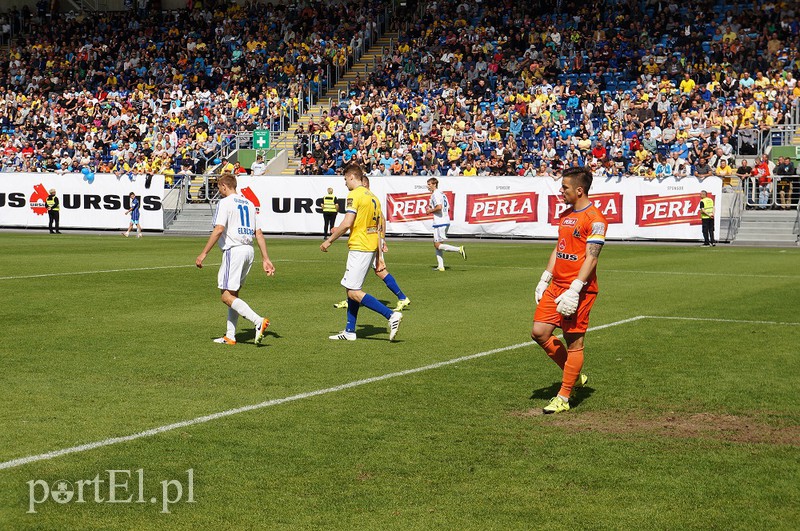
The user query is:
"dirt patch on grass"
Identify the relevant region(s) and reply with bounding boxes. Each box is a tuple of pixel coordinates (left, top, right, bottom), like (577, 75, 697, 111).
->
(512, 410, 800, 445)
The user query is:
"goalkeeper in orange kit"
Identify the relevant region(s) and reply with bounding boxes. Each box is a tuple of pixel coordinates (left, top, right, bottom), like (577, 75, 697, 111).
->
(531, 166, 608, 414)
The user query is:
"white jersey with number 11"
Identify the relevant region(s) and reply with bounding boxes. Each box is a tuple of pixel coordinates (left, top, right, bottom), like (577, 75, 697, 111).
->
(213, 193, 259, 250)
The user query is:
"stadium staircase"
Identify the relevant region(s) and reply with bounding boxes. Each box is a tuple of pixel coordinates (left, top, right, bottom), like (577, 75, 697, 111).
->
(187, 176, 209, 201)
(164, 202, 215, 235)
(731, 210, 798, 247)
(279, 32, 398, 175)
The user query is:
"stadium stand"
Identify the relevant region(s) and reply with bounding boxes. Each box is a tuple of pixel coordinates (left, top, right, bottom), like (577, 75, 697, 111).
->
(290, 0, 800, 179)
(1, 0, 798, 184)
(0, 0, 392, 176)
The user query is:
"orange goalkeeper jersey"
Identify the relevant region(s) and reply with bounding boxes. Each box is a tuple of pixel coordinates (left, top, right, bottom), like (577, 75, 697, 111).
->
(552, 203, 608, 292)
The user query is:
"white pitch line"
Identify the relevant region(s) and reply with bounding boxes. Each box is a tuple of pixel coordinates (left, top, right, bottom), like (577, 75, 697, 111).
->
(3, 259, 799, 281)
(642, 315, 800, 326)
(604, 269, 800, 280)
(0, 315, 646, 471)
(0, 263, 220, 281)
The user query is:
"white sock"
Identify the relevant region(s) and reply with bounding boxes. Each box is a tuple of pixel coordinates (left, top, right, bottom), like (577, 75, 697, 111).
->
(557, 394, 569, 403)
(440, 243, 460, 252)
(226, 308, 239, 339)
(436, 249, 444, 268)
(231, 298, 261, 328)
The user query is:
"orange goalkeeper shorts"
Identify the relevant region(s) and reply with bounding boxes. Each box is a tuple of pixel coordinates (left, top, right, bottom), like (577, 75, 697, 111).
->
(533, 283, 598, 334)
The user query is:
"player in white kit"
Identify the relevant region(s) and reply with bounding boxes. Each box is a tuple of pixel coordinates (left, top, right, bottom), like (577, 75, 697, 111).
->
(195, 173, 275, 345)
(426, 177, 466, 271)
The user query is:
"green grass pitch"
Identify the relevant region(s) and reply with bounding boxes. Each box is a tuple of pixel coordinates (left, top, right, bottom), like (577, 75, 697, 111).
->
(0, 233, 798, 529)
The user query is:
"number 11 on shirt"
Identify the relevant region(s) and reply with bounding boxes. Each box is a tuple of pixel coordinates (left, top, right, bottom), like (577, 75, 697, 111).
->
(238, 204, 250, 227)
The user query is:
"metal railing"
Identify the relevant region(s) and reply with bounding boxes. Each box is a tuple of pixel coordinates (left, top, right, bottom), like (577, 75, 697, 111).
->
(164, 172, 222, 213)
(723, 191, 743, 242)
(190, 174, 221, 205)
(742, 176, 798, 210)
(794, 204, 800, 241)
(767, 124, 800, 148)
(162, 177, 187, 228)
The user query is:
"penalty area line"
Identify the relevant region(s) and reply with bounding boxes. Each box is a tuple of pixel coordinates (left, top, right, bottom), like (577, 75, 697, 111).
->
(0, 315, 646, 472)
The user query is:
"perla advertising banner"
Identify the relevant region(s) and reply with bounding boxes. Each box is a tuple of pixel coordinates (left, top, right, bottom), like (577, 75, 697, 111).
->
(237, 176, 721, 241)
(0, 173, 165, 230)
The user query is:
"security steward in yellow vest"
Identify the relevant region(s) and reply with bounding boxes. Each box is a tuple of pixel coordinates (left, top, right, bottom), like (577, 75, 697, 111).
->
(698, 190, 715, 246)
(46, 188, 61, 234)
(322, 187, 339, 239)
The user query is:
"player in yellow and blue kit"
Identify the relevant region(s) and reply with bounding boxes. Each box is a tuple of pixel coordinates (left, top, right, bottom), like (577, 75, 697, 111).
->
(321, 164, 403, 341)
(333, 174, 411, 312)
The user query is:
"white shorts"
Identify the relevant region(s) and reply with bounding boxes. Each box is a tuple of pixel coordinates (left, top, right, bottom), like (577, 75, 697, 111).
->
(218, 245, 254, 291)
(432, 225, 450, 243)
(340, 250, 377, 290)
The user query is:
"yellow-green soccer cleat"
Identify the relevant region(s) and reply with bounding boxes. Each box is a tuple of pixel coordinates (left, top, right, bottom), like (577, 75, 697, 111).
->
(543, 396, 570, 414)
(459, 246, 467, 260)
(574, 373, 588, 389)
(255, 317, 270, 345)
(393, 298, 411, 312)
(333, 300, 348, 309)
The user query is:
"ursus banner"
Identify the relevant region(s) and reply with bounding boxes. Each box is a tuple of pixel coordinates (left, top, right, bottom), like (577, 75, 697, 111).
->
(0, 173, 165, 230)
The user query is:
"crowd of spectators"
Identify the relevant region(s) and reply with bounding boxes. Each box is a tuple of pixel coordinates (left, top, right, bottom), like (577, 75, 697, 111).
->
(293, 0, 800, 184)
(0, 0, 389, 175)
(1, 0, 799, 188)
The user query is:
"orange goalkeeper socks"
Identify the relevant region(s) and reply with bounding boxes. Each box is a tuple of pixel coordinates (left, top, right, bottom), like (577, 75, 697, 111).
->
(541, 336, 567, 369)
(559, 348, 585, 400)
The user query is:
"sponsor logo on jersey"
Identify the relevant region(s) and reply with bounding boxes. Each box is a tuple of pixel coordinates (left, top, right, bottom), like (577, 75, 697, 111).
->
(636, 193, 710, 227)
(386, 191, 455, 222)
(464, 192, 538, 224)
(548, 193, 623, 225)
(556, 252, 579, 261)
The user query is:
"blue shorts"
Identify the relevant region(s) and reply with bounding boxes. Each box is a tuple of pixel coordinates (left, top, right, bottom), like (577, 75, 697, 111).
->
(131, 213, 140, 223)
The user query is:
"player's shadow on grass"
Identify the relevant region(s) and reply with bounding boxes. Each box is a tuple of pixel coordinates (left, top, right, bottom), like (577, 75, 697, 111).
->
(235, 329, 283, 344)
(357, 324, 399, 341)
(529, 382, 594, 409)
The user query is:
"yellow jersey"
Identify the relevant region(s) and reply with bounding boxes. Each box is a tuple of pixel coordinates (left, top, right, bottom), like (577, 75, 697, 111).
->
(346, 186, 381, 251)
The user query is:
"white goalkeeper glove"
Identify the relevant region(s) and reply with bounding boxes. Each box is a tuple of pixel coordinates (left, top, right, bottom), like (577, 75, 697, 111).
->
(554, 279, 585, 317)
(535, 270, 553, 304)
